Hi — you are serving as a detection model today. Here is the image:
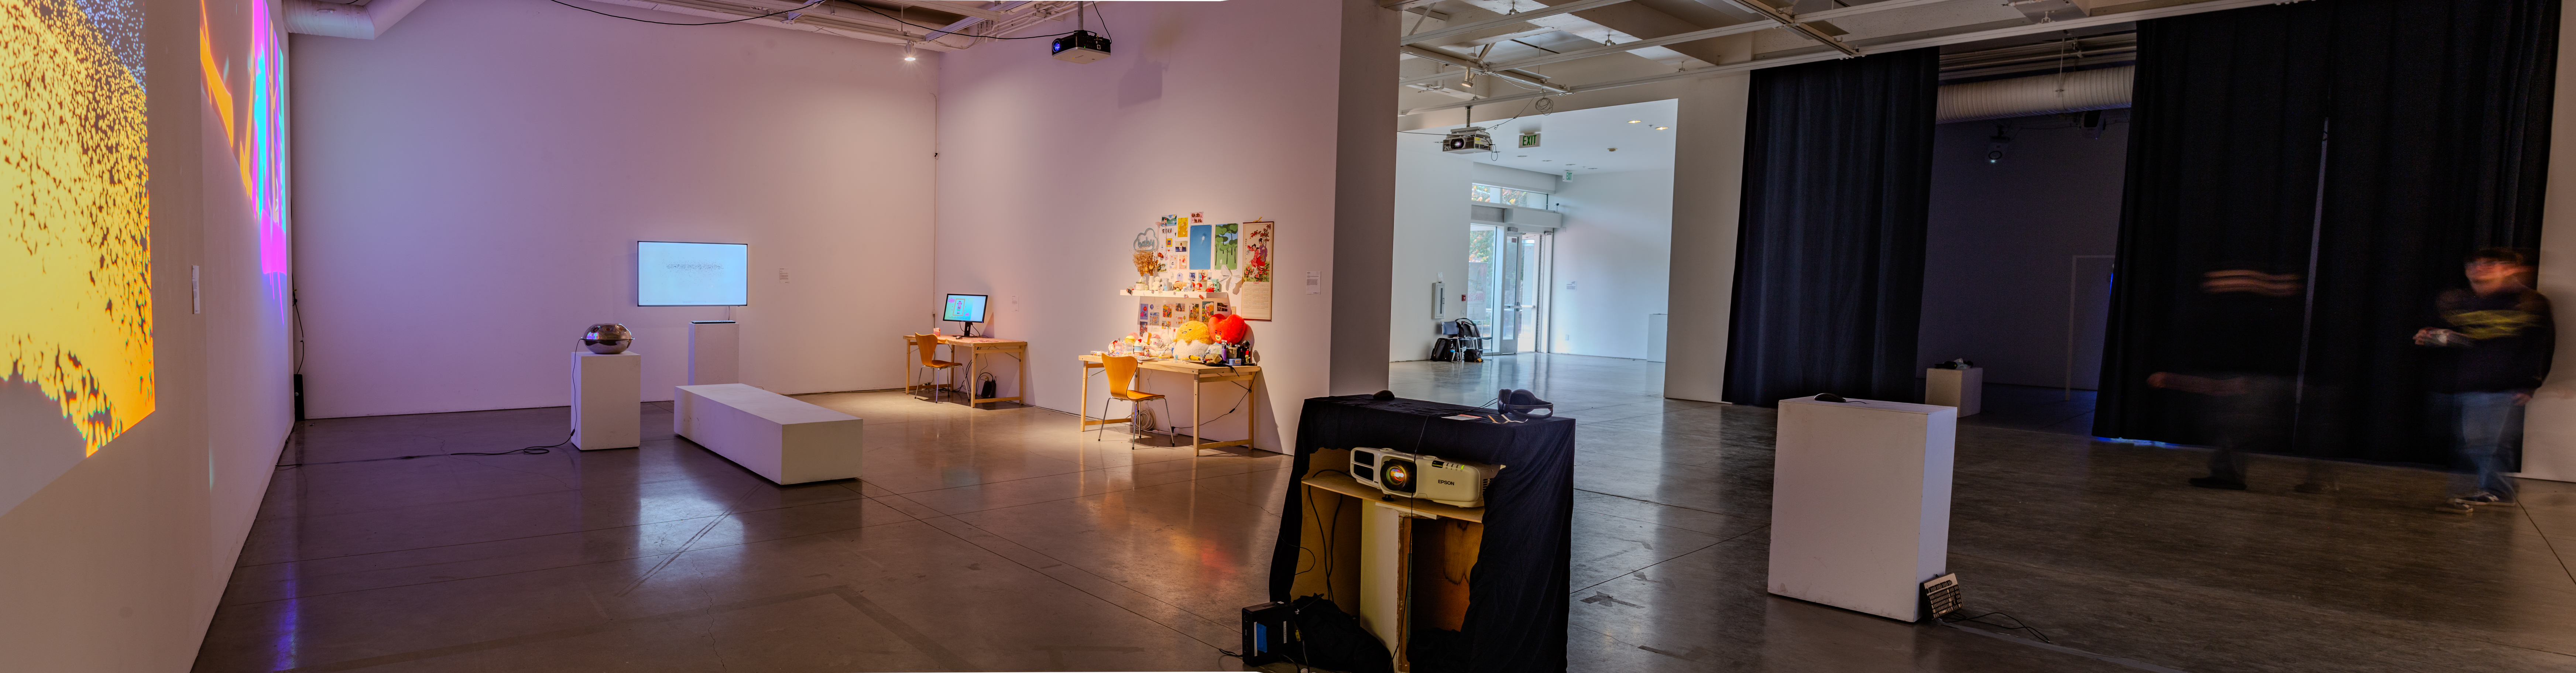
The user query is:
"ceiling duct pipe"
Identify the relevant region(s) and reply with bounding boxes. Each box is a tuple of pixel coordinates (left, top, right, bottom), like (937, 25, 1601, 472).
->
(1936, 65, 2132, 124)
(285, 0, 432, 39)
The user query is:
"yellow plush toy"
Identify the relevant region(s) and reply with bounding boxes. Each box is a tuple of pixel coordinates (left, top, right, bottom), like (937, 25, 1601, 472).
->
(1175, 320, 1213, 344)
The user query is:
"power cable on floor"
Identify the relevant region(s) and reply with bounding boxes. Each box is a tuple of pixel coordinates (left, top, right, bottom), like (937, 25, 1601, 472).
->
(273, 430, 573, 469)
(1939, 610, 2051, 643)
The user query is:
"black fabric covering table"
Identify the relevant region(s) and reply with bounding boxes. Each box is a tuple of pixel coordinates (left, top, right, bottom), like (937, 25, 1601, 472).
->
(1266, 395, 1575, 673)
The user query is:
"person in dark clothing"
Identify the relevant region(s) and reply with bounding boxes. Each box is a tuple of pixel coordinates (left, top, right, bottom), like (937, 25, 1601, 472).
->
(2149, 267, 2308, 490)
(2418, 248, 2553, 514)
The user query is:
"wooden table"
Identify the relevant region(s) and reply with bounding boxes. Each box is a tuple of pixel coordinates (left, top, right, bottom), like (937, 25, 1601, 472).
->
(903, 336, 1027, 405)
(1077, 354, 1260, 452)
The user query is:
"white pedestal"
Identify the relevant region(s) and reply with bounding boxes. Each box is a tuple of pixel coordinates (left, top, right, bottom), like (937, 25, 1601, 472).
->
(689, 320, 740, 385)
(674, 384, 863, 484)
(1767, 396, 1956, 622)
(571, 351, 642, 450)
(1924, 367, 1982, 417)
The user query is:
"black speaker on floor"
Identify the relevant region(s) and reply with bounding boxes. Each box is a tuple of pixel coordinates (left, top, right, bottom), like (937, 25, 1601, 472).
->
(1240, 601, 1296, 666)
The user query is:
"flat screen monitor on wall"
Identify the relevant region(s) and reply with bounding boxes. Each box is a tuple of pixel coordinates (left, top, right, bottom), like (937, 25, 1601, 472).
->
(637, 241, 750, 306)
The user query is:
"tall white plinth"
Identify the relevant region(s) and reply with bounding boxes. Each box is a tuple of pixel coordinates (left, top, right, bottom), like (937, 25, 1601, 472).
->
(1768, 396, 1956, 622)
(675, 384, 863, 485)
(688, 320, 740, 385)
(572, 351, 642, 450)
(1924, 367, 1982, 416)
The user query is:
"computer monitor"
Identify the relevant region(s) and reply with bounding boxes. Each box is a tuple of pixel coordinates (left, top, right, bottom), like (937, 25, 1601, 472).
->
(942, 294, 989, 337)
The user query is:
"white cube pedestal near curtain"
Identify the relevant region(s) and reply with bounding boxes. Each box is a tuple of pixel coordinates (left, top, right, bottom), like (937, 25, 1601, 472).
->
(571, 351, 641, 451)
(688, 320, 739, 386)
(1924, 367, 1982, 417)
(1767, 395, 1956, 622)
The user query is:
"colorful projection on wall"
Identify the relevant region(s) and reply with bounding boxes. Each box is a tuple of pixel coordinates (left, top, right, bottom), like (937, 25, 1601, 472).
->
(0, 0, 153, 461)
(216, 0, 291, 324)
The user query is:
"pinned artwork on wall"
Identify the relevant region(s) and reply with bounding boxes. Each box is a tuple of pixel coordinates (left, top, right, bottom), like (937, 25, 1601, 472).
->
(1213, 223, 1238, 270)
(1122, 214, 1273, 320)
(1237, 221, 1273, 319)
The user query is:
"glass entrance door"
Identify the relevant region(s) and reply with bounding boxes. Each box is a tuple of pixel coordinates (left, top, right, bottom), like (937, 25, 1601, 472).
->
(1494, 228, 1552, 354)
(1467, 224, 1553, 355)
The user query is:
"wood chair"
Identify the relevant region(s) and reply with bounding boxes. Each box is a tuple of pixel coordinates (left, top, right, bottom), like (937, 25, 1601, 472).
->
(909, 334, 963, 404)
(1097, 355, 1166, 447)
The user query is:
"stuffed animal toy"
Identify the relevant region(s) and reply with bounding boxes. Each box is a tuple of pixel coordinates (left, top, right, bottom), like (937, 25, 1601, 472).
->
(1176, 320, 1212, 344)
(1212, 313, 1250, 344)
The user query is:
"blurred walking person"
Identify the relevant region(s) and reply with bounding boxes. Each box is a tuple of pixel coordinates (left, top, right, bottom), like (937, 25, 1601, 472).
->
(2150, 267, 2305, 490)
(2418, 248, 2552, 514)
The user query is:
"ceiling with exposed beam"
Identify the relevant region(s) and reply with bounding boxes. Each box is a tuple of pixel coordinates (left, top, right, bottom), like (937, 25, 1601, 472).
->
(1389, 0, 2282, 119)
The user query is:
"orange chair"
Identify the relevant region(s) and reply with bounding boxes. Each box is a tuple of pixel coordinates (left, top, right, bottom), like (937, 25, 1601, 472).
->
(909, 334, 964, 404)
(1097, 356, 1166, 447)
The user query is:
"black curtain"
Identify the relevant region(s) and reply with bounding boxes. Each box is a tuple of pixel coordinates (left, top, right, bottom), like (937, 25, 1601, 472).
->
(1724, 48, 1939, 405)
(2095, 0, 2558, 463)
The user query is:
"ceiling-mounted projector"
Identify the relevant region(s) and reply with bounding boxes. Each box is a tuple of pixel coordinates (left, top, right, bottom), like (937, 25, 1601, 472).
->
(1350, 448, 1502, 508)
(1441, 127, 1493, 154)
(1052, 30, 1111, 63)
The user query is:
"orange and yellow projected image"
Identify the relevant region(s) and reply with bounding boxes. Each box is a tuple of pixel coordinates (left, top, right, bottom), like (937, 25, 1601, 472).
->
(1, 0, 151, 458)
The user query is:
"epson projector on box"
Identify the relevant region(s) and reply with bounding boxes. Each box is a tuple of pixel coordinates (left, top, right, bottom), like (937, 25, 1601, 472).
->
(1051, 30, 1111, 63)
(1350, 448, 1500, 508)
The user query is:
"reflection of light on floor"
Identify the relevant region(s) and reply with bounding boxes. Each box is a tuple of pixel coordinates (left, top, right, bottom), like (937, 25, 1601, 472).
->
(270, 575, 300, 669)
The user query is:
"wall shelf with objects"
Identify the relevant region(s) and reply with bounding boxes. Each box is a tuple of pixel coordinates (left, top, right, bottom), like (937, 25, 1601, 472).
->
(1119, 289, 1229, 299)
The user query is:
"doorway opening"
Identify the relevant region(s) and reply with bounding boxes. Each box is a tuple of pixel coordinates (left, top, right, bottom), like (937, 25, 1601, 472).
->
(1467, 215, 1555, 355)
(1389, 98, 1679, 408)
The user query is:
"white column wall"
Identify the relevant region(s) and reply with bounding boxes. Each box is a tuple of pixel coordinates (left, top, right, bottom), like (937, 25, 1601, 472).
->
(2519, 0, 2576, 482)
(1661, 74, 1753, 402)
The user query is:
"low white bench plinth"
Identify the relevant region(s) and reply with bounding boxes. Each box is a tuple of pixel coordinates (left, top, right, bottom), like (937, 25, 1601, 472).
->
(674, 384, 862, 485)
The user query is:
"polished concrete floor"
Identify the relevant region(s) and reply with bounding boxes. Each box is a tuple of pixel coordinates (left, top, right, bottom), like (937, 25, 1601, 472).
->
(1401, 353, 2576, 673)
(193, 354, 2576, 672)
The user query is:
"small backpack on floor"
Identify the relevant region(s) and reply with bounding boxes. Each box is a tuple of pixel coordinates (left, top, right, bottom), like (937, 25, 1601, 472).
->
(1282, 594, 1394, 673)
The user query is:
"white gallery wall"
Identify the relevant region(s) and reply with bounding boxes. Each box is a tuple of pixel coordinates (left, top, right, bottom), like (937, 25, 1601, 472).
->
(291, 0, 938, 418)
(935, 0, 1393, 447)
(1550, 169, 1675, 359)
(1386, 153, 1565, 361)
(1389, 133, 1473, 361)
(1917, 117, 2127, 389)
(0, 0, 296, 666)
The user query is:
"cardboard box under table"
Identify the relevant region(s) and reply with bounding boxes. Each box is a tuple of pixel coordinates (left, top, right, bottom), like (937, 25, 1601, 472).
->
(1267, 395, 1574, 673)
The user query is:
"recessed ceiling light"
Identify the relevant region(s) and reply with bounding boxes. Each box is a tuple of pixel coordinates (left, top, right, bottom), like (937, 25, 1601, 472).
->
(1656, 127, 1670, 130)
(1628, 120, 1642, 123)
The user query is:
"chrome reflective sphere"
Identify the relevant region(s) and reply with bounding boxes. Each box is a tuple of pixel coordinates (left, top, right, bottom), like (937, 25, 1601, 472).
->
(582, 323, 634, 354)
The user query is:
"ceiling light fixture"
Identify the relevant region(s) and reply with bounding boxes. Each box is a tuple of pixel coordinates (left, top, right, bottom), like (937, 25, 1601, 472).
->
(903, 41, 917, 61)
(1655, 126, 1670, 130)
(1627, 120, 1642, 123)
